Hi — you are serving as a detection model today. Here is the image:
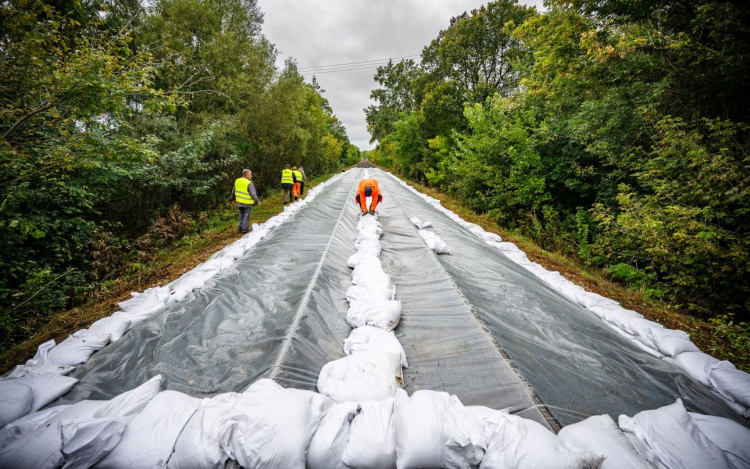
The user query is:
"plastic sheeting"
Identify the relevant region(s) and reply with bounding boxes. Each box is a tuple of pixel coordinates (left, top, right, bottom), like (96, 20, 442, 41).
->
(55, 171, 363, 403)
(45, 168, 745, 434)
(371, 169, 747, 428)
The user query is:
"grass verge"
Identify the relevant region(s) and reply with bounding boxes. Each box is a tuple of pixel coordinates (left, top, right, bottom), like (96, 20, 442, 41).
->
(385, 172, 749, 372)
(0, 172, 340, 373)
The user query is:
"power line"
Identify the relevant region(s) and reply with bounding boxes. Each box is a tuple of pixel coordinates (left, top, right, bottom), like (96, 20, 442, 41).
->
(297, 55, 420, 72)
(300, 64, 405, 75)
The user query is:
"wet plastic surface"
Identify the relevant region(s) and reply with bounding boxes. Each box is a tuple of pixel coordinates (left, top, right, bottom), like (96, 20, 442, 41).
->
(57, 170, 363, 403)
(374, 169, 747, 427)
(52, 168, 746, 431)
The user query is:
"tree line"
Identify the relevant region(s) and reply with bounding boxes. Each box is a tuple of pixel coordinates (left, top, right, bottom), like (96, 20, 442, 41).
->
(365, 0, 749, 321)
(0, 0, 360, 349)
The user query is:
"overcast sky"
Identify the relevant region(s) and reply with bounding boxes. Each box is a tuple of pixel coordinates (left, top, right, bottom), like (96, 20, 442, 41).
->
(257, 1, 544, 150)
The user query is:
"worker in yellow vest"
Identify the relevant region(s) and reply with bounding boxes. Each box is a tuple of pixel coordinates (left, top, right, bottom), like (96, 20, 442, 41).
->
(292, 166, 303, 201)
(281, 164, 295, 205)
(229, 169, 260, 233)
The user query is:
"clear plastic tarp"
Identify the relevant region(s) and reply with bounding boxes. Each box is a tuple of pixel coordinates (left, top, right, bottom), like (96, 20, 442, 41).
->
(52, 168, 746, 430)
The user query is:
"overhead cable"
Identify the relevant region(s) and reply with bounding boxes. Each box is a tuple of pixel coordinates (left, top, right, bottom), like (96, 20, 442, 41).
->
(297, 55, 420, 73)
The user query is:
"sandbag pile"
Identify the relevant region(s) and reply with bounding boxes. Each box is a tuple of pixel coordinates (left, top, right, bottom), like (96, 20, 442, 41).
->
(320, 211, 404, 406)
(3, 171, 749, 469)
(410, 216, 450, 254)
(385, 171, 750, 419)
(0, 172, 348, 434)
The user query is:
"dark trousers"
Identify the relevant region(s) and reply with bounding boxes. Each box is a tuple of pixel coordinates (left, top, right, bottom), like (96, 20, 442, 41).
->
(237, 206, 252, 231)
(282, 184, 293, 204)
(300, 182, 305, 195)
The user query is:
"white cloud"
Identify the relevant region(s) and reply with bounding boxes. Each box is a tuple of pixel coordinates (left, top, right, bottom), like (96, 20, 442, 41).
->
(257, 0, 545, 149)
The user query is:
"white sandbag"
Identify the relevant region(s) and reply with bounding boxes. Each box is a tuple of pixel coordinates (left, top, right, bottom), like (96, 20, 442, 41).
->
(0, 381, 33, 430)
(495, 242, 523, 253)
(60, 416, 130, 469)
(709, 361, 750, 408)
(97, 391, 202, 469)
(347, 250, 380, 269)
(0, 405, 69, 449)
(554, 282, 589, 303)
(664, 351, 719, 387)
(81, 316, 132, 343)
(118, 287, 170, 313)
(356, 229, 382, 243)
(222, 379, 333, 469)
(12, 372, 78, 411)
(575, 292, 619, 309)
(350, 271, 393, 294)
(394, 389, 485, 469)
(188, 258, 226, 274)
(221, 244, 245, 260)
(478, 231, 501, 243)
(93, 375, 162, 418)
(176, 270, 218, 292)
(346, 284, 394, 303)
(558, 414, 651, 469)
(168, 286, 193, 302)
(6, 364, 71, 378)
(318, 352, 402, 403)
(47, 334, 111, 366)
(343, 326, 408, 368)
(618, 399, 733, 469)
(502, 250, 531, 264)
(168, 392, 240, 469)
(25, 339, 56, 366)
(346, 300, 401, 331)
(605, 315, 659, 348)
(473, 407, 602, 469)
(0, 400, 106, 469)
(111, 304, 164, 328)
(689, 412, 750, 469)
(342, 399, 397, 469)
(351, 257, 386, 279)
(409, 217, 427, 229)
(647, 327, 700, 357)
(418, 229, 451, 254)
(307, 402, 360, 469)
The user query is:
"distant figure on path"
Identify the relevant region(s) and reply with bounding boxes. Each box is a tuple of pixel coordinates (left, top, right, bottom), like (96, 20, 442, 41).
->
(298, 165, 307, 195)
(355, 178, 382, 215)
(281, 164, 294, 205)
(230, 169, 260, 233)
(292, 166, 303, 201)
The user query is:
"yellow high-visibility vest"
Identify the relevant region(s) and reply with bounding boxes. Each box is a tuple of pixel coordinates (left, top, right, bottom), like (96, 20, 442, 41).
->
(293, 170, 303, 182)
(281, 169, 294, 184)
(234, 177, 255, 205)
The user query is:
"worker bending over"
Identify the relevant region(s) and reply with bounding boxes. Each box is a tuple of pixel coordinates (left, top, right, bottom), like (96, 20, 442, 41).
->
(355, 178, 382, 215)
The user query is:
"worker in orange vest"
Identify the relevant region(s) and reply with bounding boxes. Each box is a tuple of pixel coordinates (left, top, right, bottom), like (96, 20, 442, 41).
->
(355, 178, 382, 215)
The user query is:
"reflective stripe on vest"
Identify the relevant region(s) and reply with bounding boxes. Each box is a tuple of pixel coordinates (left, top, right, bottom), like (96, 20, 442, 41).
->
(293, 170, 303, 182)
(234, 177, 255, 204)
(281, 169, 294, 184)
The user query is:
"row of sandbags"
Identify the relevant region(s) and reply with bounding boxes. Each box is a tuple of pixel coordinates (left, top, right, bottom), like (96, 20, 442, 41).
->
(384, 171, 750, 419)
(2, 372, 748, 468)
(311, 201, 747, 469)
(0, 172, 348, 434)
(318, 214, 405, 404)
